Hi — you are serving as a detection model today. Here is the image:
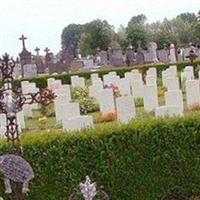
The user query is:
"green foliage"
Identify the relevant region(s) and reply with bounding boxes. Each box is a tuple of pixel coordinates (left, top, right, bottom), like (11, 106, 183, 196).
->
(135, 98, 144, 107)
(80, 19, 115, 55)
(1, 114, 200, 199)
(9, 60, 200, 89)
(61, 24, 84, 57)
(71, 87, 99, 114)
(126, 14, 148, 48)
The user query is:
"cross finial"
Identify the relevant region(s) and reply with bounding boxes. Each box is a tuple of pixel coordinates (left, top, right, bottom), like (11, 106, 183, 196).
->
(19, 34, 27, 50)
(44, 47, 50, 54)
(34, 47, 40, 56)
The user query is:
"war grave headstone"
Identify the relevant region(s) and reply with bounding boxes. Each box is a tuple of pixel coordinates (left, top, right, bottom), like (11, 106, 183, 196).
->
(116, 95, 136, 124)
(143, 85, 159, 112)
(185, 80, 200, 108)
(155, 105, 183, 117)
(97, 89, 115, 115)
(62, 116, 94, 132)
(71, 76, 85, 88)
(165, 90, 184, 114)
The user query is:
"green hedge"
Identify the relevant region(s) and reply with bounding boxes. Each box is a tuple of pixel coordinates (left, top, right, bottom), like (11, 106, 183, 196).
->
(1, 113, 200, 199)
(12, 61, 200, 88)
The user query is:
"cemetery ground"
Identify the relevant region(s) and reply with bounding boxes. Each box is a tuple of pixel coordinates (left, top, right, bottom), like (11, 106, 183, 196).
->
(1, 63, 200, 199)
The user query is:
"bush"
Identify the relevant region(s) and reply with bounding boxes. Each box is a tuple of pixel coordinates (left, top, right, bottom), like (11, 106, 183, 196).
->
(8, 61, 200, 89)
(135, 98, 144, 107)
(71, 87, 99, 114)
(1, 113, 200, 199)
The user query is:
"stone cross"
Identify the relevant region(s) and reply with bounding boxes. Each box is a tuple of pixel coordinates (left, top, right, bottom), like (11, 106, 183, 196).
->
(34, 47, 40, 56)
(19, 35, 27, 50)
(44, 47, 50, 54)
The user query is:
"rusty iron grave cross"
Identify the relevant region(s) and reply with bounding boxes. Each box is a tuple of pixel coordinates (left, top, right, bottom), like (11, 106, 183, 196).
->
(0, 53, 55, 199)
(0, 53, 55, 143)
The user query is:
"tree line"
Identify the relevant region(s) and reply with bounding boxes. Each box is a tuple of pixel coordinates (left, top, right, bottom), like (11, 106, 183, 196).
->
(61, 11, 200, 57)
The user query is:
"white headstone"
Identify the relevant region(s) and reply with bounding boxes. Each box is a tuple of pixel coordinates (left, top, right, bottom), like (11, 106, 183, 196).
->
(146, 75, 157, 86)
(165, 77, 180, 91)
(155, 105, 183, 117)
(143, 85, 158, 112)
(165, 90, 184, 113)
(130, 80, 144, 98)
(97, 89, 115, 115)
(62, 116, 94, 132)
(185, 80, 200, 108)
(116, 95, 136, 124)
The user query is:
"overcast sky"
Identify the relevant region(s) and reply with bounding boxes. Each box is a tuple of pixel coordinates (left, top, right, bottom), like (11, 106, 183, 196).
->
(0, 0, 199, 57)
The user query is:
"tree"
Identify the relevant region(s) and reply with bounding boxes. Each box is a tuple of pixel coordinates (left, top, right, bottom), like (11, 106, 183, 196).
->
(61, 24, 83, 57)
(126, 14, 148, 48)
(80, 19, 115, 55)
(176, 12, 197, 23)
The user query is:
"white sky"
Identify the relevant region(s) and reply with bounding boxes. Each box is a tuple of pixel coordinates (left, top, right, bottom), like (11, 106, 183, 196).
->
(0, 0, 199, 57)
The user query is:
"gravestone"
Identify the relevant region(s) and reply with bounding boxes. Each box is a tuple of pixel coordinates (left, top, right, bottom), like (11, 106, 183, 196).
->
(165, 90, 184, 113)
(130, 77, 144, 98)
(111, 42, 124, 67)
(155, 105, 183, 117)
(62, 116, 94, 132)
(56, 102, 80, 123)
(116, 78, 131, 96)
(23, 64, 37, 78)
(71, 76, 85, 88)
(147, 67, 157, 77)
(135, 52, 145, 64)
(157, 49, 169, 63)
(143, 85, 158, 112)
(146, 75, 157, 86)
(97, 89, 115, 115)
(185, 80, 200, 108)
(165, 77, 180, 91)
(126, 46, 135, 66)
(148, 42, 158, 62)
(169, 44, 177, 63)
(89, 84, 103, 99)
(116, 95, 136, 124)
(13, 63, 22, 79)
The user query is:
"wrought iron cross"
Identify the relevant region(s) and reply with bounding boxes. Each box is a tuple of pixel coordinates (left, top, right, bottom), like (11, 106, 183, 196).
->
(0, 53, 55, 143)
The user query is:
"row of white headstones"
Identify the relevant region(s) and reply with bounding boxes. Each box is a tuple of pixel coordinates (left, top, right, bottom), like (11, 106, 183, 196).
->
(0, 65, 198, 135)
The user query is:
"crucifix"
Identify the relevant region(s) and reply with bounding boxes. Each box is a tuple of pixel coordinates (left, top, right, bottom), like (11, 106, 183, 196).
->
(44, 47, 51, 70)
(0, 53, 55, 200)
(34, 47, 40, 56)
(19, 35, 27, 50)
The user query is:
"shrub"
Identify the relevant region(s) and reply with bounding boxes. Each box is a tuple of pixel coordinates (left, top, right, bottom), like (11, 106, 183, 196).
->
(187, 103, 200, 112)
(1, 113, 200, 199)
(135, 98, 144, 107)
(6, 61, 200, 89)
(71, 87, 99, 114)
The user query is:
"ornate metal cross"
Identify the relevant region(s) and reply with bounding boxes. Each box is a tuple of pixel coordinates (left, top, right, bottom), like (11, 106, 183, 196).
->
(0, 53, 55, 143)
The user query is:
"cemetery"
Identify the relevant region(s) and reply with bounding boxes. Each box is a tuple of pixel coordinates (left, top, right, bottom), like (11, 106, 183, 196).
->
(1, 2, 200, 200)
(1, 51, 200, 199)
